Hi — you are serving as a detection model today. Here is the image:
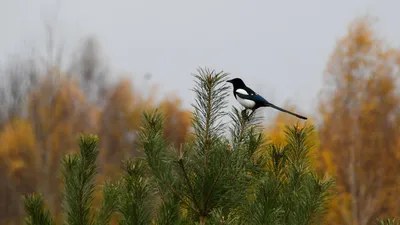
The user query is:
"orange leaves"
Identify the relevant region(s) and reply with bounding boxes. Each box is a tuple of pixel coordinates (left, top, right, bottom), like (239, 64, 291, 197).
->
(27, 74, 91, 157)
(20, 74, 95, 219)
(323, 17, 388, 100)
(0, 118, 36, 180)
(0, 67, 192, 224)
(347, 18, 377, 55)
(159, 96, 192, 148)
(0, 119, 38, 225)
(319, 150, 336, 175)
(97, 79, 191, 168)
(319, 17, 400, 224)
(98, 78, 144, 163)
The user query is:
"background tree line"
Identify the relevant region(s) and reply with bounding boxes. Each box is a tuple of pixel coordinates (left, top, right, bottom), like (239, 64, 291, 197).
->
(1, 16, 400, 225)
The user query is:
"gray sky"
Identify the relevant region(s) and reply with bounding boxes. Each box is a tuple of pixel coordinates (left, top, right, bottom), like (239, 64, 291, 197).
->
(1, 0, 400, 120)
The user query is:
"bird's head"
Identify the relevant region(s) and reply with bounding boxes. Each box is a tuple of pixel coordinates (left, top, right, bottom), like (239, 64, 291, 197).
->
(226, 78, 245, 88)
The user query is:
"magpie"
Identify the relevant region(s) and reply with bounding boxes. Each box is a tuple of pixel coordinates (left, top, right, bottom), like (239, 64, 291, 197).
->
(226, 78, 307, 120)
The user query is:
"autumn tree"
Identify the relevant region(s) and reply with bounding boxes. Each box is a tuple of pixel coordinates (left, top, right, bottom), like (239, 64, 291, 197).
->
(0, 56, 40, 224)
(97, 78, 146, 179)
(97, 78, 191, 180)
(0, 119, 37, 224)
(0, 67, 92, 224)
(27, 70, 94, 220)
(318, 17, 400, 225)
(0, 27, 193, 224)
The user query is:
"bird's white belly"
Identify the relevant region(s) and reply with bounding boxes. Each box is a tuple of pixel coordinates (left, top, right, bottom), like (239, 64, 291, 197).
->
(237, 95, 255, 109)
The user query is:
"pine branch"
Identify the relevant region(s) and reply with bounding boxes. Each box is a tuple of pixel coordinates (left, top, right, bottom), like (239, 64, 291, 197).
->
(208, 208, 240, 225)
(237, 132, 286, 225)
(229, 106, 263, 149)
(118, 158, 152, 225)
(191, 68, 229, 162)
(22, 193, 55, 225)
(61, 134, 100, 225)
(202, 147, 230, 212)
(239, 176, 285, 225)
(95, 181, 119, 225)
(265, 144, 287, 180)
(178, 158, 201, 211)
(229, 106, 267, 180)
(303, 174, 335, 224)
(229, 107, 248, 146)
(239, 123, 335, 225)
(284, 124, 315, 168)
(138, 110, 198, 213)
(156, 194, 182, 225)
(377, 218, 400, 225)
(281, 124, 334, 225)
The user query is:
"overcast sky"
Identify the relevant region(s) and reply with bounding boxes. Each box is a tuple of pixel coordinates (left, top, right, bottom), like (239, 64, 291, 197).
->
(1, 0, 400, 120)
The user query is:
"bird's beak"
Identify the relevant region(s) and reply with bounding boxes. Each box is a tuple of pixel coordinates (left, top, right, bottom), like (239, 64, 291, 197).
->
(226, 79, 232, 83)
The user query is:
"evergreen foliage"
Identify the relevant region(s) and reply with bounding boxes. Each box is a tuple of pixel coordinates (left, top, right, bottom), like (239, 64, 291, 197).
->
(23, 135, 119, 225)
(22, 193, 55, 225)
(377, 218, 400, 225)
(117, 158, 153, 225)
(22, 67, 336, 225)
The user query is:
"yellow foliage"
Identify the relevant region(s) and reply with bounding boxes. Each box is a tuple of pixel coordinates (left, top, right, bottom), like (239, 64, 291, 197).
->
(23, 74, 94, 221)
(159, 95, 192, 148)
(319, 16, 400, 225)
(27, 74, 92, 169)
(0, 118, 37, 180)
(0, 58, 189, 224)
(98, 78, 145, 163)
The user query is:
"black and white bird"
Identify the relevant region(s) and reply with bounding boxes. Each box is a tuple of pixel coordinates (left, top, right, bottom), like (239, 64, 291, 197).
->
(226, 78, 307, 120)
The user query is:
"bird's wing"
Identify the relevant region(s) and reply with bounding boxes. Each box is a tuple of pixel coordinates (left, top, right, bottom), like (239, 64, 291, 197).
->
(236, 88, 259, 96)
(235, 88, 250, 95)
(235, 92, 269, 104)
(244, 86, 256, 95)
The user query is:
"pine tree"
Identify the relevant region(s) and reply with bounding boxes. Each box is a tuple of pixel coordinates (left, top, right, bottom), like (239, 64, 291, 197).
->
(23, 67, 335, 225)
(23, 135, 119, 225)
(134, 68, 335, 224)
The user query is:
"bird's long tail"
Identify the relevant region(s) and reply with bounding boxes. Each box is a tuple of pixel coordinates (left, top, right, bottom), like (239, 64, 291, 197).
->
(268, 104, 307, 120)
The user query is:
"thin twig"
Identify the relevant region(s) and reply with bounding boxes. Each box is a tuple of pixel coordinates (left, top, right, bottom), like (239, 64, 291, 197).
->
(203, 150, 230, 212)
(178, 159, 201, 212)
(204, 75, 213, 167)
(164, 180, 200, 214)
